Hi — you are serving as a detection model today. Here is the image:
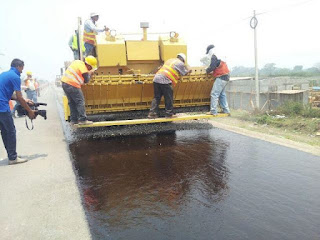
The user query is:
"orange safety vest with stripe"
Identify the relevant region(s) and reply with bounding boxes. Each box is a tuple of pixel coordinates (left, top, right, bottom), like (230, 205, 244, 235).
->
(83, 30, 96, 46)
(157, 58, 181, 86)
(61, 60, 88, 88)
(213, 61, 230, 78)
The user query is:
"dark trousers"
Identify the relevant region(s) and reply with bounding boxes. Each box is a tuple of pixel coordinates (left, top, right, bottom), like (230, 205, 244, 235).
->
(62, 82, 87, 122)
(0, 112, 17, 160)
(149, 82, 174, 116)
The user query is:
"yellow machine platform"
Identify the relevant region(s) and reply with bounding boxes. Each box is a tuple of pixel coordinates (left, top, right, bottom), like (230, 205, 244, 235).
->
(75, 113, 228, 128)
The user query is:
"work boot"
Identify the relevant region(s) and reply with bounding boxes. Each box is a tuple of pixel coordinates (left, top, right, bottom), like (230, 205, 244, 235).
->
(165, 114, 178, 118)
(206, 112, 217, 115)
(9, 157, 28, 165)
(147, 113, 158, 119)
(78, 120, 93, 125)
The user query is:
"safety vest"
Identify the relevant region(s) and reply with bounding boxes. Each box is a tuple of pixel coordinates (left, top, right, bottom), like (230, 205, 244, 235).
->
(61, 60, 87, 88)
(213, 61, 230, 78)
(72, 34, 86, 52)
(157, 58, 181, 86)
(9, 100, 14, 111)
(83, 30, 96, 46)
(25, 78, 36, 91)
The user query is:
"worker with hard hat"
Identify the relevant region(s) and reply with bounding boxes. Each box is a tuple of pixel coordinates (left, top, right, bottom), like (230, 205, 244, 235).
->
(69, 30, 86, 60)
(83, 13, 109, 57)
(61, 56, 98, 125)
(24, 71, 37, 103)
(205, 44, 231, 116)
(148, 53, 191, 119)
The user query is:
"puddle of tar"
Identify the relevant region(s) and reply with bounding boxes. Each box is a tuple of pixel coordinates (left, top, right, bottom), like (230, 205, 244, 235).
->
(69, 129, 320, 240)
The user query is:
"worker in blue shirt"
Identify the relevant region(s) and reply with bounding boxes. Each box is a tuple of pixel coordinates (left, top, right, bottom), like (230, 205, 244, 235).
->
(0, 59, 35, 165)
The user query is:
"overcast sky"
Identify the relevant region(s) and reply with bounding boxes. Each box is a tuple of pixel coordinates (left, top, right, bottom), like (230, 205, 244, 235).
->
(0, 0, 319, 80)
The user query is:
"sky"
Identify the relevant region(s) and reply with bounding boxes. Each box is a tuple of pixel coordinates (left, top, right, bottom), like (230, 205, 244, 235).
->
(0, 0, 319, 81)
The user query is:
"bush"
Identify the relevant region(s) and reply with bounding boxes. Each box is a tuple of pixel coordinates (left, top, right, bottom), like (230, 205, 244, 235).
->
(275, 102, 320, 118)
(276, 102, 303, 116)
(302, 105, 320, 118)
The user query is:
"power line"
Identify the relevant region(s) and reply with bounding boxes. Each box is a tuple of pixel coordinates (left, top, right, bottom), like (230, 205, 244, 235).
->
(256, 0, 317, 16)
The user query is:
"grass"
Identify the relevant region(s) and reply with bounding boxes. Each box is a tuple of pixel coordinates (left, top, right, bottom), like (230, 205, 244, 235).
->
(224, 103, 320, 146)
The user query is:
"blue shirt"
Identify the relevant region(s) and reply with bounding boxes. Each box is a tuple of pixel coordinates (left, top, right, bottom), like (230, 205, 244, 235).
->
(0, 67, 21, 112)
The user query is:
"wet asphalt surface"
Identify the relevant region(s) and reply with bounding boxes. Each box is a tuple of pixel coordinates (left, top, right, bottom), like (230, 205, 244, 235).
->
(68, 126, 320, 240)
(54, 86, 320, 240)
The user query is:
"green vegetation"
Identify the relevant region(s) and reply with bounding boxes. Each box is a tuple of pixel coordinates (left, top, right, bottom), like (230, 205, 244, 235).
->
(232, 102, 320, 136)
(230, 63, 320, 78)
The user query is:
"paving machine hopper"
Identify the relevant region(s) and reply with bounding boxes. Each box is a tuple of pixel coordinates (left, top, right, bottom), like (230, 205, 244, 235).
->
(63, 22, 226, 127)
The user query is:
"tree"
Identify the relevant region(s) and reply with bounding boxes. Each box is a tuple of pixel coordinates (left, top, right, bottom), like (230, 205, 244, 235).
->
(293, 65, 303, 72)
(314, 62, 320, 71)
(261, 63, 276, 76)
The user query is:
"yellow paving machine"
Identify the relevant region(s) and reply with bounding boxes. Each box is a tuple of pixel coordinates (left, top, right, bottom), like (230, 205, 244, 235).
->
(63, 22, 227, 127)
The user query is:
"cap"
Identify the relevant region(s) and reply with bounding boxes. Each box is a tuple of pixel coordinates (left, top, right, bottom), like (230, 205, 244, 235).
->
(177, 53, 186, 62)
(90, 12, 99, 17)
(206, 44, 215, 54)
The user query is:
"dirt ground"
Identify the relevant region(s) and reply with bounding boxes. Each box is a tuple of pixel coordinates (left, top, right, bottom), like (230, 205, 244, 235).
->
(209, 115, 320, 157)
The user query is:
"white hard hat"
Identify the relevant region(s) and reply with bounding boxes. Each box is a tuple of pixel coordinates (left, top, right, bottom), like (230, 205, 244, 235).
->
(177, 53, 186, 62)
(90, 12, 99, 17)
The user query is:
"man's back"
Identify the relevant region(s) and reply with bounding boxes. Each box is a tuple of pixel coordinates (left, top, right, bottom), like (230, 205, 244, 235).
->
(0, 68, 21, 112)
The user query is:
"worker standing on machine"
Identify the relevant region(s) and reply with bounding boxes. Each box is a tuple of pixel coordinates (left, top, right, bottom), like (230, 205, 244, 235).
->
(61, 56, 97, 125)
(205, 44, 231, 116)
(148, 53, 191, 119)
(69, 30, 86, 60)
(83, 13, 109, 57)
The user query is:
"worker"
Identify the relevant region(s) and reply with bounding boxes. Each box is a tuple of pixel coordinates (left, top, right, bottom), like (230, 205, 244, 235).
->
(148, 53, 191, 119)
(0, 59, 36, 165)
(205, 45, 231, 116)
(61, 56, 97, 125)
(24, 71, 37, 103)
(68, 30, 86, 60)
(34, 78, 40, 97)
(83, 13, 109, 57)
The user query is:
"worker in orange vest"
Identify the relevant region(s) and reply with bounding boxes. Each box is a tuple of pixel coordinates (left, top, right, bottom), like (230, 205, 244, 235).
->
(83, 13, 109, 57)
(61, 56, 97, 125)
(148, 53, 191, 119)
(205, 45, 231, 116)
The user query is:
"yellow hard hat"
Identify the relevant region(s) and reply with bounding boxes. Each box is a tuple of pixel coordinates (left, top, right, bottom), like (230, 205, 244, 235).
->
(85, 56, 98, 70)
(26, 71, 32, 76)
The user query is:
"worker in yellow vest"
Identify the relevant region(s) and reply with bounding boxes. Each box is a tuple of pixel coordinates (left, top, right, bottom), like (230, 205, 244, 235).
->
(24, 71, 37, 103)
(148, 53, 191, 119)
(83, 13, 109, 57)
(68, 30, 86, 60)
(61, 56, 97, 125)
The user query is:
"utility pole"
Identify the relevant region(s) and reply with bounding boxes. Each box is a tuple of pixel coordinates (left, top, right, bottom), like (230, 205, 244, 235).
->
(250, 10, 259, 110)
(77, 17, 83, 60)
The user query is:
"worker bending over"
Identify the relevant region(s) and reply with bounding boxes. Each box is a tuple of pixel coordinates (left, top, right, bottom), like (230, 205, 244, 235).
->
(148, 53, 191, 119)
(83, 13, 109, 57)
(205, 45, 231, 116)
(61, 56, 97, 125)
